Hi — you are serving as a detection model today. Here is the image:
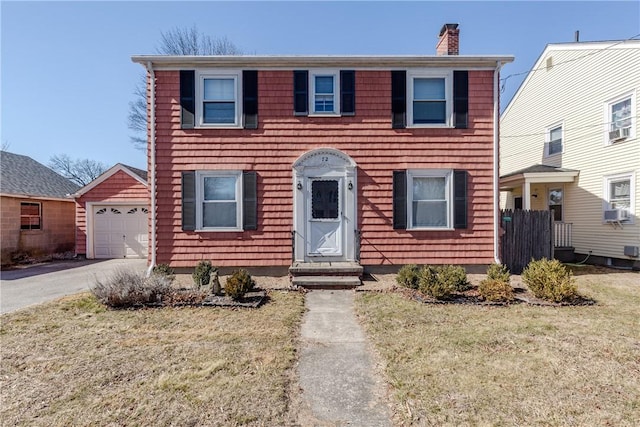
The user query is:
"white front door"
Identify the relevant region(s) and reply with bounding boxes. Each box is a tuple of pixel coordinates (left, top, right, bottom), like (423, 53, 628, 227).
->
(293, 148, 357, 263)
(307, 177, 343, 256)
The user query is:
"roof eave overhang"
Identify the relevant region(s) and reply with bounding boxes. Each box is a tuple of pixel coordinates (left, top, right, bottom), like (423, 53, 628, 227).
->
(499, 171, 579, 190)
(131, 54, 514, 70)
(0, 193, 75, 202)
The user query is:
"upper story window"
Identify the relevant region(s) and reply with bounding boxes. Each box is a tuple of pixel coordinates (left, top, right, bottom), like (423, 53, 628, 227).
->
(407, 71, 452, 127)
(197, 71, 242, 128)
(309, 71, 340, 115)
(546, 124, 563, 156)
(21, 202, 41, 230)
(605, 92, 635, 145)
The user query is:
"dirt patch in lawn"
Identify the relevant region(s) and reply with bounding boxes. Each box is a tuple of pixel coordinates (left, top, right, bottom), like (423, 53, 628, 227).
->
(1, 290, 305, 426)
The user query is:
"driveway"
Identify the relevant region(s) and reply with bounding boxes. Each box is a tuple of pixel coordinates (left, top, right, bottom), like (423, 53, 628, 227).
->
(0, 259, 147, 314)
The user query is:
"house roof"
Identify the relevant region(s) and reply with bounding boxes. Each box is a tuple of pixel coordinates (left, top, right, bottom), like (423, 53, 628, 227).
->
(72, 163, 147, 197)
(0, 151, 80, 200)
(501, 39, 640, 120)
(131, 54, 514, 70)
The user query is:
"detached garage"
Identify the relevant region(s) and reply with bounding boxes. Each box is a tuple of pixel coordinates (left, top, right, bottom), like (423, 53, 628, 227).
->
(73, 164, 148, 259)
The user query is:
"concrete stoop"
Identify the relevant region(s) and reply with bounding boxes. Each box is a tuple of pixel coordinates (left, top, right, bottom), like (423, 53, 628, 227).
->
(290, 261, 363, 289)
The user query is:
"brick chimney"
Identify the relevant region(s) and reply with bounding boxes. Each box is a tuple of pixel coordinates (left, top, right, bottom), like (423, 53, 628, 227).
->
(436, 23, 459, 55)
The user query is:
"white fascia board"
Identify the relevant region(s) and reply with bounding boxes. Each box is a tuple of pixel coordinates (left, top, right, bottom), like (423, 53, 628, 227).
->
(0, 193, 75, 203)
(131, 54, 514, 70)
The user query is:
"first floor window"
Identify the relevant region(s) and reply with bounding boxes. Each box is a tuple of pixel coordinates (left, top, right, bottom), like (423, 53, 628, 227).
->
(604, 174, 634, 222)
(20, 202, 41, 230)
(197, 172, 242, 230)
(408, 170, 452, 229)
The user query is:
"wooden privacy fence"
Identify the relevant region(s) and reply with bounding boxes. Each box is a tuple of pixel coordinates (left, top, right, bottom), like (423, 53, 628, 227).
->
(501, 209, 553, 274)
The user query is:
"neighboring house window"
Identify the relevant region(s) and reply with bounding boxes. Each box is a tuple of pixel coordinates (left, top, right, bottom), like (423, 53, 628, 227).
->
(605, 93, 635, 144)
(408, 71, 452, 127)
(181, 171, 257, 232)
(197, 72, 241, 127)
(604, 174, 634, 222)
(549, 188, 563, 221)
(197, 171, 242, 230)
(20, 202, 41, 230)
(546, 124, 563, 156)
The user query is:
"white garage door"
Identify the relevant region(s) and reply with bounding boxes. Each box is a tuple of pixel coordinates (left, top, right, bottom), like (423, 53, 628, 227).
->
(93, 206, 148, 259)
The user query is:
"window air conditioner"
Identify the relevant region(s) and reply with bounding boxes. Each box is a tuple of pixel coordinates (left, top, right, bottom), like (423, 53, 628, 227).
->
(609, 127, 631, 142)
(604, 208, 629, 221)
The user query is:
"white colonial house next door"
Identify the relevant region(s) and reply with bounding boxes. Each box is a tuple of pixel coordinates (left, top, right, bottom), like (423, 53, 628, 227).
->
(293, 148, 357, 263)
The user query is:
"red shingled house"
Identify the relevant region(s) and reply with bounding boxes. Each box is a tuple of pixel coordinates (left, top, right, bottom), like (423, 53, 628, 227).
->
(132, 24, 513, 280)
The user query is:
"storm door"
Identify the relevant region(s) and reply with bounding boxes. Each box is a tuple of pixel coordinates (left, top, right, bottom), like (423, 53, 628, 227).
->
(307, 178, 343, 256)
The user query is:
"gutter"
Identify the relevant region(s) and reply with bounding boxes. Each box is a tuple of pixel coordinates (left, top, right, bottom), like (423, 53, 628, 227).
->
(145, 61, 157, 276)
(493, 61, 504, 264)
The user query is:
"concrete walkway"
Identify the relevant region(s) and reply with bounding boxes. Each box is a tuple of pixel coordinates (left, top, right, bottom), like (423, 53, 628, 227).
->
(298, 290, 392, 426)
(0, 259, 147, 314)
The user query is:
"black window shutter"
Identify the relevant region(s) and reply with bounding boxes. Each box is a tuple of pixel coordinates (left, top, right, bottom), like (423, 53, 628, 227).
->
(392, 170, 407, 229)
(453, 71, 469, 129)
(453, 170, 468, 229)
(340, 70, 355, 116)
(182, 171, 196, 231)
(391, 71, 406, 129)
(180, 70, 195, 129)
(243, 70, 258, 129)
(293, 70, 308, 115)
(242, 171, 258, 230)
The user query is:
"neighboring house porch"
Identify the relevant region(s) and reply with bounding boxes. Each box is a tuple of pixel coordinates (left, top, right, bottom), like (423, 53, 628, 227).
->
(500, 164, 580, 257)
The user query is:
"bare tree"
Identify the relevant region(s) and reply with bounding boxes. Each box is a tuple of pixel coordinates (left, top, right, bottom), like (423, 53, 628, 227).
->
(49, 154, 107, 187)
(128, 25, 242, 150)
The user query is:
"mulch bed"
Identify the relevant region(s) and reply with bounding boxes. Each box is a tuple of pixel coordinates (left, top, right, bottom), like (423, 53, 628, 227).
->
(395, 286, 596, 307)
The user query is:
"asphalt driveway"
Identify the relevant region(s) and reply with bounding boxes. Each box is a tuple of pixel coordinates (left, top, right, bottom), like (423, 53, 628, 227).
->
(0, 259, 147, 314)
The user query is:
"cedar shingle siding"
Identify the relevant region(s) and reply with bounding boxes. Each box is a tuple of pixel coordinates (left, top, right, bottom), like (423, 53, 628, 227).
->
(153, 70, 496, 267)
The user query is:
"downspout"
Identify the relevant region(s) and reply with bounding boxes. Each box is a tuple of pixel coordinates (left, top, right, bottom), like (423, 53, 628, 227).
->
(145, 61, 157, 276)
(493, 61, 503, 264)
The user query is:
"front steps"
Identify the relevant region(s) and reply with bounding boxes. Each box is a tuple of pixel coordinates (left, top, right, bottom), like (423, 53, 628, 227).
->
(290, 261, 363, 289)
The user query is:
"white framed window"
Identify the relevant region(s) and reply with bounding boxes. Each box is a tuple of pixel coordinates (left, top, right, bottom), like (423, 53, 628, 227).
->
(546, 123, 563, 156)
(20, 202, 41, 230)
(196, 171, 243, 231)
(197, 71, 242, 127)
(310, 70, 340, 115)
(604, 92, 635, 145)
(407, 169, 453, 229)
(603, 172, 635, 223)
(408, 70, 452, 127)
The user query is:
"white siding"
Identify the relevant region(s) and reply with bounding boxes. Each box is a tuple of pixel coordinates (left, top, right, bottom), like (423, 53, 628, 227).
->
(501, 41, 640, 261)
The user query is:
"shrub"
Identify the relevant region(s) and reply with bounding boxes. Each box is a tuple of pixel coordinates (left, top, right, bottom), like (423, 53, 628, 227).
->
(418, 266, 453, 300)
(152, 264, 175, 282)
(224, 269, 256, 300)
(437, 265, 470, 292)
(522, 258, 579, 302)
(91, 268, 172, 308)
(396, 264, 420, 289)
(486, 263, 511, 283)
(478, 278, 514, 302)
(193, 260, 216, 289)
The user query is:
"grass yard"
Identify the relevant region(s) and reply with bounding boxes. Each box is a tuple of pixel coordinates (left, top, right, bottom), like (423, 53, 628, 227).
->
(1, 291, 304, 426)
(356, 268, 640, 426)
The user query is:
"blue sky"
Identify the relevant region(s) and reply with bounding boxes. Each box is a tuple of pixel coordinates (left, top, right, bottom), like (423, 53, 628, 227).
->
(2, 1, 639, 170)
